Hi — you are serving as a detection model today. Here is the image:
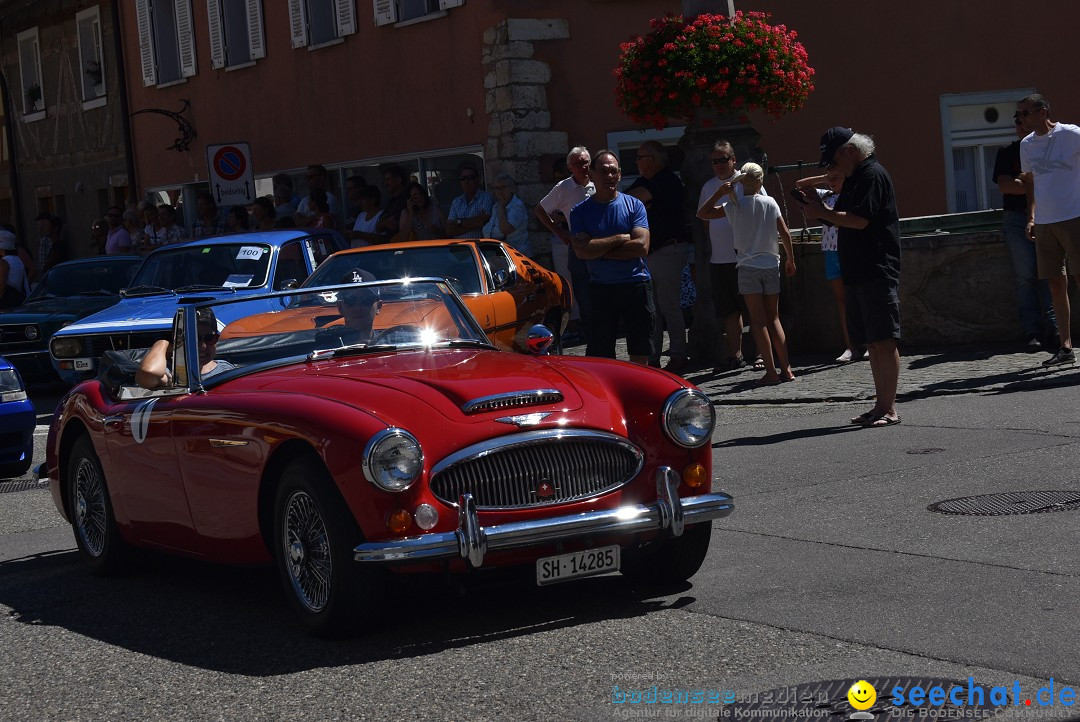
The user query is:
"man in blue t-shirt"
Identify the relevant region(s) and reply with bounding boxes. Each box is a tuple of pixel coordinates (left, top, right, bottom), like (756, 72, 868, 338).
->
(569, 150, 654, 364)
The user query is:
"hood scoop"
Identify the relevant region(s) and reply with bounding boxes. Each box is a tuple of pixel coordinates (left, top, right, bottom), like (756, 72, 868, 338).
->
(462, 389, 563, 415)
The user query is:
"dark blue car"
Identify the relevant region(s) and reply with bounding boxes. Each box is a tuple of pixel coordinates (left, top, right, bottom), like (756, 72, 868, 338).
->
(0, 356, 35, 478)
(48, 229, 345, 384)
(0, 255, 141, 380)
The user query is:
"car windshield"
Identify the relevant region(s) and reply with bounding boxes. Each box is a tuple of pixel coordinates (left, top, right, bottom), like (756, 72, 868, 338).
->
(302, 245, 485, 295)
(26, 258, 140, 301)
(204, 279, 492, 374)
(130, 243, 273, 292)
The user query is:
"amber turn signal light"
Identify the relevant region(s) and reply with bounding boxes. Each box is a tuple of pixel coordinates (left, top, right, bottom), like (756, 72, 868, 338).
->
(682, 463, 708, 489)
(387, 509, 412, 534)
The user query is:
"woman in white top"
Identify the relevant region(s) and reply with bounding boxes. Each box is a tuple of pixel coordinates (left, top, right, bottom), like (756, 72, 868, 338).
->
(349, 186, 386, 248)
(0, 231, 32, 309)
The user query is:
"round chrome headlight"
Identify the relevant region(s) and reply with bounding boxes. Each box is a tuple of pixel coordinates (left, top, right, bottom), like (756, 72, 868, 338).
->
(24, 326, 39, 340)
(50, 336, 83, 358)
(662, 389, 715, 448)
(362, 428, 423, 492)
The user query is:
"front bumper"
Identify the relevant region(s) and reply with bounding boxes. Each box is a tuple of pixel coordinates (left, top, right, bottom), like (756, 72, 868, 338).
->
(354, 466, 734, 568)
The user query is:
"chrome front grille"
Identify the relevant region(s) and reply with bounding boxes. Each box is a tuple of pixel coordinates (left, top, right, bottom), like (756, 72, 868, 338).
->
(80, 331, 168, 357)
(430, 429, 644, 509)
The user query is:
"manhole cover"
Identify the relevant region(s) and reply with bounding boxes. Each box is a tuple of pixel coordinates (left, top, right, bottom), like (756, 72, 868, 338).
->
(0, 478, 44, 494)
(928, 491, 1080, 516)
(729, 677, 1005, 720)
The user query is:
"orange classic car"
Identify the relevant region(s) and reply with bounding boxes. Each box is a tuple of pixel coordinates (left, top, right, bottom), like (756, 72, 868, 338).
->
(293, 239, 572, 353)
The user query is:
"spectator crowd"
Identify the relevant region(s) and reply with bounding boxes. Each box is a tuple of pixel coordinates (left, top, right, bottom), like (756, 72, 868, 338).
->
(4, 91, 1076, 430)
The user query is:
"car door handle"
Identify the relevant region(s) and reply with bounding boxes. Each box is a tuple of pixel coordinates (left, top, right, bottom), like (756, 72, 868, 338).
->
(103, 414, 124, 432)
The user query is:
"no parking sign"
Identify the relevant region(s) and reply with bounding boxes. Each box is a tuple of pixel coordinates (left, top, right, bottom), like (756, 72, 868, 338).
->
(206, 142, 254, 204)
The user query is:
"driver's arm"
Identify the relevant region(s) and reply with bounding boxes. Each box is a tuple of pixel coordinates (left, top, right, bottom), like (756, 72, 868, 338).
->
(136, 339, 172, 389)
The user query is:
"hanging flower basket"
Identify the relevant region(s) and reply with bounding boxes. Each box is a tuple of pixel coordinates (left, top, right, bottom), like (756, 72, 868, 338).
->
(614, 12, 815, 130)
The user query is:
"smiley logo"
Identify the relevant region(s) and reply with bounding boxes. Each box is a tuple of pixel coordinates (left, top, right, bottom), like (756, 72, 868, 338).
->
(847, 680, 877, 711)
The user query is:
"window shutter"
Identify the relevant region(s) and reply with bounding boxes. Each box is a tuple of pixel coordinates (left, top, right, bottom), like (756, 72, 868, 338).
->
(438, 0, 464, 9)
(135, 0, 157, 86)
(176, 0, 197, 77)
(288, 0, 308, 48)
(335, 0, 356, 37)
(246, 0, 265, 59)
(206, 0, 225, 69)
(373, 0, 397, 26)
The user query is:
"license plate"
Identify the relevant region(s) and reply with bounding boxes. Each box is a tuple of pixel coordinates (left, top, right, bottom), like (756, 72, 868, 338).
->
(73, 358, 93, 371)
(536, 545, 619, 586)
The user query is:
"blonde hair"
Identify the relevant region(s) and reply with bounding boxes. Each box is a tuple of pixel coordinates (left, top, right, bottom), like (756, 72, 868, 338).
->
(740, 162, 764, 180)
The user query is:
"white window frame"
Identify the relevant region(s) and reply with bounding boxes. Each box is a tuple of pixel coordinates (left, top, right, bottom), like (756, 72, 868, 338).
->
(135, 0, 197, 87)
(374, 0, 460, 28)
(76, 7, 107, 108)
(940, 89, 1034, 213)
(606, 126, 687, 189)
(207, 0, 265, 70)
(290, 0, 356, 49)
(17, 27, 45, 119)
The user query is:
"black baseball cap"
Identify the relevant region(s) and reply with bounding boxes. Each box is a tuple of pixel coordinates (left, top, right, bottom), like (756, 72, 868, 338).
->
(819, 126, 854, 167)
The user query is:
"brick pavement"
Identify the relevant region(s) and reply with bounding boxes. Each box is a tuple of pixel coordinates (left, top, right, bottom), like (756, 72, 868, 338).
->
(563, 340, 1079, 405)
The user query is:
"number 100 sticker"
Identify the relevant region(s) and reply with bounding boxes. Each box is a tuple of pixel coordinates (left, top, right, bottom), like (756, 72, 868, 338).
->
(236, 246, 265, 260)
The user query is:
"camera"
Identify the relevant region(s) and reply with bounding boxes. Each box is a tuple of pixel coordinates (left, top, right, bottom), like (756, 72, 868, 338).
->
(790, 187, 810, 204)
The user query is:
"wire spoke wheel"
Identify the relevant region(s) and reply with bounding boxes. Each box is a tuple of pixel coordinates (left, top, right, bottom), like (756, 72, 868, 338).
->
(73, 456, 107, 557)
(283, 490, 332, 613)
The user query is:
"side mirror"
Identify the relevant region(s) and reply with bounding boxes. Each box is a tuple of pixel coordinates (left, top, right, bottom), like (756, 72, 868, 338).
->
(278, 279, 299, 291)
(493, 269, 517, 289)
(526, 324, 554, 355)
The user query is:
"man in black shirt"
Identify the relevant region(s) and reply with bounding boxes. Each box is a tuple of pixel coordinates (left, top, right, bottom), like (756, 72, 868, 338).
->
(804, 127, 902, 427)
(993, 119, 1057, 350)
(627, 141, 689, 372)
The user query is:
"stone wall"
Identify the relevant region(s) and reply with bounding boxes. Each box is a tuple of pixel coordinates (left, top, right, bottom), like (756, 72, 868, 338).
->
(771, 231, 1076, 355)
(481, 18, 571, 261)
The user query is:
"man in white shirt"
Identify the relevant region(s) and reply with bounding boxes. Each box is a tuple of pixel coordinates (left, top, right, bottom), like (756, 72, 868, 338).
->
(1018, 93, 1080, 366)
(697, 140, 764, 372)
(295, 165, 339, 226)
(535, 146, 595, 342)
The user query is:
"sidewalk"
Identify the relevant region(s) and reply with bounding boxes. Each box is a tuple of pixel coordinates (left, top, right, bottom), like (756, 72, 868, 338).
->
(563, 340, 1079, 405)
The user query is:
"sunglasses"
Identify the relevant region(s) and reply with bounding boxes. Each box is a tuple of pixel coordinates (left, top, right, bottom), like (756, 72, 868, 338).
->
(198, 332, 220, 345)
(460, 175, 478, 181)
(711, 156, 734, 164)
(1014, 108, 1042, 119)
(570, 160, 590, 167)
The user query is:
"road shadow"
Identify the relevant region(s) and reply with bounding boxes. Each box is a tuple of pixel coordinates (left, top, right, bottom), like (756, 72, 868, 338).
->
(714, 423, 862, 447)
(0, 541, 697, 675)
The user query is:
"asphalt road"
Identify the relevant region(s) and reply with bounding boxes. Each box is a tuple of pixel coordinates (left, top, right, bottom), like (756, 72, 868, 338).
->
(2, 383, 1079, 721)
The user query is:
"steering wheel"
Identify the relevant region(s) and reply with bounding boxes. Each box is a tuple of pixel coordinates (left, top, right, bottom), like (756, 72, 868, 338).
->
(371, 324, 423, 344)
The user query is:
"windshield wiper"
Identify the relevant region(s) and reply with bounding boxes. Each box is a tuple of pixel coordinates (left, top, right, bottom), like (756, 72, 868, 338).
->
(174, 284, 236, 293)
(121, 285, 172, 297)
(332, 344, 399, 357)
(443, 339, 496, 349)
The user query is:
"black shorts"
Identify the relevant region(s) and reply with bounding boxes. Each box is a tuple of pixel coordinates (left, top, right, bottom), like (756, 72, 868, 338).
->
(845, 278, 900, 345)
(709, 262, 742, 318)
(587, 280, 655, 358)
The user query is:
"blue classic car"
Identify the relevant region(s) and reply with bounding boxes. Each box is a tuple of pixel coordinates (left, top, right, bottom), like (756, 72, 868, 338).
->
(49, 229, 345, 384)
(0, 356, 35, 478)
(0, 255, 141, 381)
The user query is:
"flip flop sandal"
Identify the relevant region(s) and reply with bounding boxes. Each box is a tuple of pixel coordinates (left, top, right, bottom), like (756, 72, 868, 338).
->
(850, 411, 876, 425)
(864, 413, 901, 428)
(753, 356, 766, 371)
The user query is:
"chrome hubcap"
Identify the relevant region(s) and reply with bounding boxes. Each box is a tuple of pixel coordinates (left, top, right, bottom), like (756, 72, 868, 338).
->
(283, 490, 331, 613)
(73, 457, 106, 557)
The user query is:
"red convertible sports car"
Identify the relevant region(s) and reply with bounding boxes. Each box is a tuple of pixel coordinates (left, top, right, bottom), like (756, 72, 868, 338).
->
(40, 278, 733, 637)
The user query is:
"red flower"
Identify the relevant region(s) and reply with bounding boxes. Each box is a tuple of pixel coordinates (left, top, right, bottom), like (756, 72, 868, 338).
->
(614, 11, 814, 128)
